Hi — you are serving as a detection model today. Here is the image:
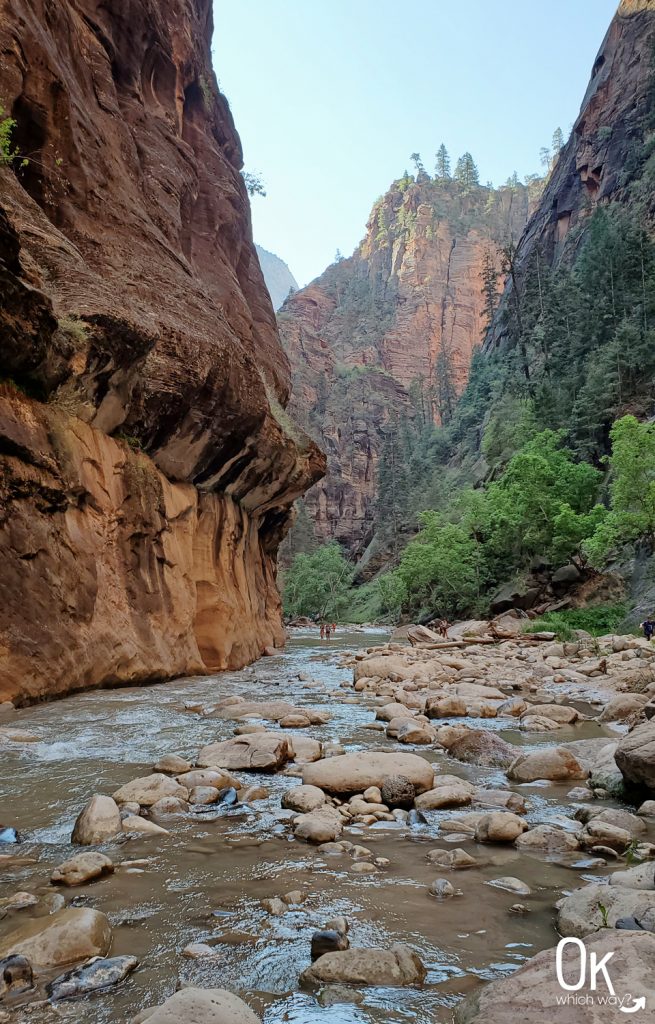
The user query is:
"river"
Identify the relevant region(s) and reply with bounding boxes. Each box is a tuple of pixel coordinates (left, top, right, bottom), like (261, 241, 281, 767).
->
(0, 628, 627, 1022)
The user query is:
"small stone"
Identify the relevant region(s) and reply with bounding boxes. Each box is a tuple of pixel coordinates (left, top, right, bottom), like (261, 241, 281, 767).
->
(311, 929, 349, 961)
(283, 890, 304, 905)
(430, 878, 456, 898)
(152, 754, 191, 774)
(485, 877, 531, 896)
(181, 942, 223, 960)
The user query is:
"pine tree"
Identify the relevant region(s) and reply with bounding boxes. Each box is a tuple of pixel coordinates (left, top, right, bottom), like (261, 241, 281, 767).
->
(454, 152, 479, 190)
(410, 152, 425, 177)
(552, 127, 565, 153)
(505, 171, 520, 188)
(377, 417, 409, 555)
(481, 248, 499, 336)
(434, 339, 458, 424)
(435, 143, 451, 179)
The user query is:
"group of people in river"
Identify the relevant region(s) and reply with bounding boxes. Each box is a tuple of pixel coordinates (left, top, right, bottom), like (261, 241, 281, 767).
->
(319, 622, 337, 640)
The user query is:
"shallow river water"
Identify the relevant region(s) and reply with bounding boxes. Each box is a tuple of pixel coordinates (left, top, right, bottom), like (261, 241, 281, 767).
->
(0, 629, 630, 1023)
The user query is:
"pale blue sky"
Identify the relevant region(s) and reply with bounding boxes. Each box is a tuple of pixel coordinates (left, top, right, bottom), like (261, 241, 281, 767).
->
(213, 1, 618, 286)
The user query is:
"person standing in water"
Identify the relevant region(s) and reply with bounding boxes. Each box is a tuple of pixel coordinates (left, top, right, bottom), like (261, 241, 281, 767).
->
(325, 624, 331, 639)
(641, 617, 655, 641)
(320, 623, 325, 639)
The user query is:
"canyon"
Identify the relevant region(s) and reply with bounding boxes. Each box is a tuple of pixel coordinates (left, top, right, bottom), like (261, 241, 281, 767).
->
(0, 0, 324, 704)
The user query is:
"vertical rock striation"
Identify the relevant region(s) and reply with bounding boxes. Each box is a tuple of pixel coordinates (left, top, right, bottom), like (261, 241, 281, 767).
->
(0, 0, 324, 704)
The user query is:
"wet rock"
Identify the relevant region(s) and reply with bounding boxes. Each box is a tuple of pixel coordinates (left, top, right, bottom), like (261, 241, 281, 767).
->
(132, 987, 261, 1023)
(415, 785, 472, 811)
(521, 703, 580, 725)
(240, 785, 269, 802)
(507, 747, 588, 782)
(486, 877, 531, 896)
(71, 795, 122, 845)
(515, 825, 580, 852)
(262, 897, 287, 916)
(426, 848, 477, 869)
(188, 786, 221, 804)
(446, 730, 516, 769)
(498, 697, 527, 717)
(285, 734, 323, 763)
(279, 713, 311, 728)
(426, 696, 468, 718)
(0, 827, 18, 844)
(558, 882, 655, 936)
(377, 702, 415, 722)
(567, 786, 593, 801)
(301, 943, 427, 986)
(0, 908, 111, 967)
(46, 955, 138, 1000)
(149, 797, 189, 820)
(471, 789, 528, 814)
(609, 863, 655, 890)
(121, 815, 169, 836)
(363, 786, 382, 802)
(294, 806, 343, 843)
(282, 785, 326, 813)
(599, 693, 649, 722)
(197, 733, 292, 771)
(430, 878, 456, 898)
(0, 954, 32, 997)
(302, 753, 433, 795)
(152, 754, 191, 774)
(51, 852, 114, 887)
(380, 775, 417, 809)
(582, 807, 646, 837)
(177, 769, 239, 791)
(283, 890, 304, 905)
(182, 942, 223, 960)
(218, 786, 239, 806)
(396, 720, 435, 744)
(615, 720, 655, 790)
(317, 984, 364, 1006)
(474, 812, 528, 843)
(0, 892, 39, 911)
(520, 715, 562, 733)
(311, 929, 349, 961)
(580, 820, 633, 852)
(350, 862, 378, 874)
(454, 931, 655, 1024)
(113, 774, 188, 807)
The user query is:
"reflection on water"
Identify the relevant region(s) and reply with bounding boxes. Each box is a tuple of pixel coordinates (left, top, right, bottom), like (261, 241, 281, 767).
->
(0, 628, 629, 1022)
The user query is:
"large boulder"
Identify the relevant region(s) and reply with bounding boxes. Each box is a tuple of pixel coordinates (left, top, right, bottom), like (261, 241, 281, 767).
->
(0, 908, 111, 967)
(507, 747, 587, 783)
(616, 720, 655, 790)
(293, 806, 343, 844)
(71, 795, 122, 845)
(557, 882, 655, 937)
(521, 704, 579, 725)
(282, 785, 326, 813)
(300, 943, 426, 987)
(112, 774, 188, 806)
(301, 752, 433, 795)
(515, 825, 580, 852)
(446, 730, 516, 769)
(474, 812, 528, 844)
(454, 931, 655, 1024)
(415, 785, 472, 811)
(132, 987, 260, 1023)
(197, 733, 292, 771)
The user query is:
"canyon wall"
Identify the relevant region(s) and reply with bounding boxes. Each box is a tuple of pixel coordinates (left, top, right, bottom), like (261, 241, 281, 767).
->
(279, 177, 531, 554)
(0, 0, 324, 704)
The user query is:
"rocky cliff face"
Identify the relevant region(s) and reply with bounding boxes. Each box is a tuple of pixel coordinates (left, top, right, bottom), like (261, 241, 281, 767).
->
(0, 0, 323, 704)
(255, 244, 299, 310)
(279, 177, 531, 554)
(485, 0, 655, 355)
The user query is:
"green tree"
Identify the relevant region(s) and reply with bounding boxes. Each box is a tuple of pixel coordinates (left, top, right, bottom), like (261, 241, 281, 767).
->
(585, 415, 655, 565)
(454, 152, 479, 190)
(552, 127, 565, 153)
(410, 152, 425, 177)
(377, 416, 410, 554)
(480, 247, 499, 335)
(435, 143, 451, 179)
(241, 170, 266, 196)
(396, 513, 486, 618)
(283, 543, 353, 619)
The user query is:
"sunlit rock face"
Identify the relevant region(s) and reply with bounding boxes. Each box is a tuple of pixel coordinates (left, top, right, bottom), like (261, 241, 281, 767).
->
(0, 0, 324, 704)
(278, 177, 530, 555)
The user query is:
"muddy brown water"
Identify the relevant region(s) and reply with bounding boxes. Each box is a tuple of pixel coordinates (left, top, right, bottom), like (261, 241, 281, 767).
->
(0, 629, 642, 1023)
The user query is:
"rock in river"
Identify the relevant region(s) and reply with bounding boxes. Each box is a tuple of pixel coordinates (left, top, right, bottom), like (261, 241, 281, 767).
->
(71, 795, 122, 845)
(132, 987, 261, 1023)
(507, 747, 588, 783)
(282, 784, 327, 813)
(0, 954, 32, 997)
(615, 720, 655, 791)
(293, 806, 344, 843)
(47, 955, 138, 1000)
(113, 774, 188, 806)
(301, 943, 427, 987)
(0, 908, 111, 967)
(302, 752, 433, 795)
(51, 852, 114, 886)
(197, 733, 292, 771)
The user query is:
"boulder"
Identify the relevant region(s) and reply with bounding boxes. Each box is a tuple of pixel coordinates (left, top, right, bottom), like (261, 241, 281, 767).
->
(515, 825, 580, 852)
(152, 754, 192, 774)
(426, 696, 468, 718)
(300, 943, 426, 987)
(381, 775, 417, 808)
(176, 769, 239, 791)
(197, 733, 292, 771)
(558, 882, 655, 937)
(520, 715, 562, 733)
(485, 877, 531, 896)
(311, 929, 349, 961)
(396, 720, 435, 744)
(302, 752, 433, 795)
(285, 734, 323, 763)
(415, 786, 472, 811)
(132, 987, 261, 1023)
(599, 694, 649, 722)
(579, 820, 632, 852)
(507, 747, 587, 782)
(71, 795, 122, 845)
(616, 720, 655, 790)
(282, 785, 327, 813)
(609, 863, 655, 890)
(51, 852, 114, 886)
(474, 812, 528, 843)
(376, 702, 415, 722)
(293, 806, 344, 844)
(426, 848, 477, 870)
(521, 703, 579, 725)
(46, 955, 138, 1000)
(112, 774, 188, 806)
(0, 908, 111, 967)
(121, 815, 169, 835)
(454, 932, 655, 1024)
(472, 789, 527, 814)
(445, 729, 516, 769)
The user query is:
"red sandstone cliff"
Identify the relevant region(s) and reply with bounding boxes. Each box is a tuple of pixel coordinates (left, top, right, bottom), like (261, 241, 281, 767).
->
(0, 0, 324, 704)
(279, 177, 531, 555)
